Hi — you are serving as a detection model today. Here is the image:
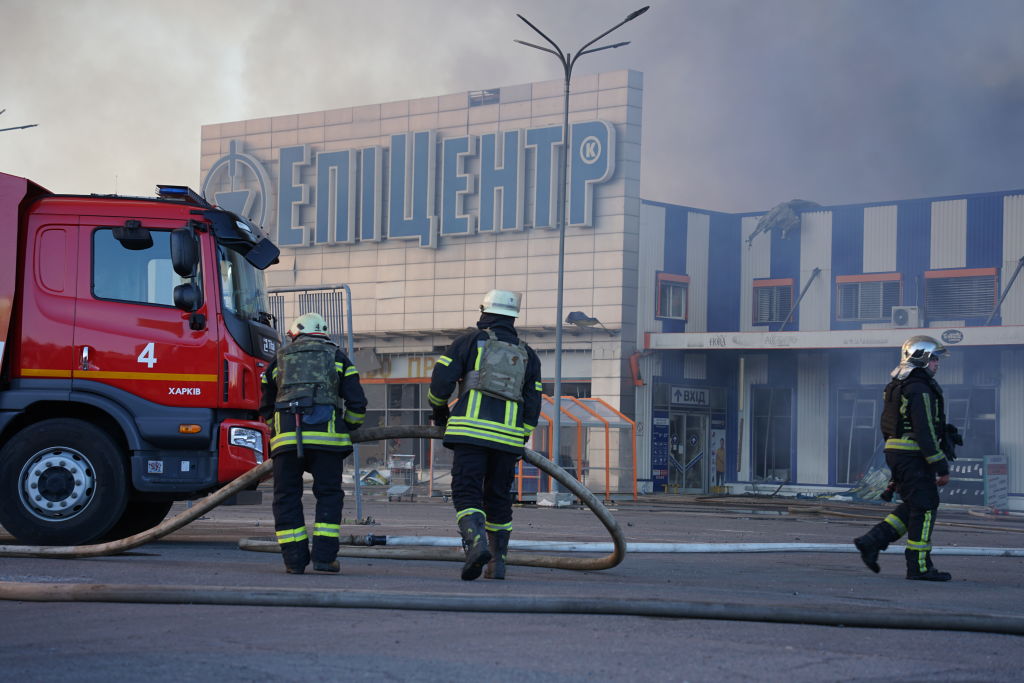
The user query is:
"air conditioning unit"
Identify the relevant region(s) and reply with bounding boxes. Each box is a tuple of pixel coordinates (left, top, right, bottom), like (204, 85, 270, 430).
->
(891, 306, 921, 328)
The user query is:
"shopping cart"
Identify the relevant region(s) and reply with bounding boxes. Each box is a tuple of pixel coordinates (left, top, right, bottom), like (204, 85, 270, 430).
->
(387, 454, 417, 502)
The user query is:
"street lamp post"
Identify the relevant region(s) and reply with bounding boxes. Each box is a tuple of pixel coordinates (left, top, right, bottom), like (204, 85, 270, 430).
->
(515, 6, 649, 487)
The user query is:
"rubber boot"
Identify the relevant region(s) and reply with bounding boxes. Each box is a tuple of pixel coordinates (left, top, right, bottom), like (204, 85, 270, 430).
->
(313, 560, 340, 573)
(457, 512, 492, 581)
(312, 537, 340, 573)
(853, 523, 897, 574)
(905, 550, 951, 581)
(483, 530, 510, 580)
(281, 542, 310, 575)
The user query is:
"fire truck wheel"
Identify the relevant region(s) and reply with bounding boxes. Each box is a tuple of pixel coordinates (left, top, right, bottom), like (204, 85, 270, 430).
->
(100, 500, 175, 541)
(0, 419, 128, 546)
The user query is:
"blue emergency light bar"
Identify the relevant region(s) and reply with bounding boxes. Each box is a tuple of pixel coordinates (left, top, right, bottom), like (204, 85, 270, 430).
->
(156, 184, 211, 208)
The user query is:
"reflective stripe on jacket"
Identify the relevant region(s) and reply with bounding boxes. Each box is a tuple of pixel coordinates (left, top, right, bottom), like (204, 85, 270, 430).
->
(881, 368, 949, 477)
(429, 319, 542, 455)
(260, 336, 368, 457)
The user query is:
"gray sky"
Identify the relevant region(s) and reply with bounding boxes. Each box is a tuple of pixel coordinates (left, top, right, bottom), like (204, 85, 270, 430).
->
(3, 0, 1023, 213)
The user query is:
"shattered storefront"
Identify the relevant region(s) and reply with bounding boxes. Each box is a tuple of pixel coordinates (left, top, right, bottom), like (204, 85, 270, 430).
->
(637, 195, 1024, 510)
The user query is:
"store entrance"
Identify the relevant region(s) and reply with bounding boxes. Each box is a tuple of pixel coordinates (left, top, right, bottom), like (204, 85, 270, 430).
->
(668, 413, 709, 493)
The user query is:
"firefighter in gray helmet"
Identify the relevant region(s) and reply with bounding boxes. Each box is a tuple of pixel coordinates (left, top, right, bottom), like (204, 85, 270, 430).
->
(260, 312, 367, 574)
(429, 290, 543, 580)
(853, 335, 960, 581)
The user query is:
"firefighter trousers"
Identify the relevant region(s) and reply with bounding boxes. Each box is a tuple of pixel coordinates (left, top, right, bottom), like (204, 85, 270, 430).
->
(883, 451, 942, 574)
(272, 447, 349, 565)
(450, 444, 517, 526)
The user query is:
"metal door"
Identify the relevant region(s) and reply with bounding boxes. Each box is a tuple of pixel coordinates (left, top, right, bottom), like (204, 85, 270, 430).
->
(72, 221, 220, 407)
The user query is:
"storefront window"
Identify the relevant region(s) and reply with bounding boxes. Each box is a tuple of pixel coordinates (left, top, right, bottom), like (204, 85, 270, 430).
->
(924, 268, 997, 319)
(836, 389, 882, 484)
(836, 275, 902, 321)
(752, 280, 793, 324)
(354, 383, 431, 471)
(751, 386, 792, 481)
(656, 273, 689, 320)
(542, 382, 591, 398)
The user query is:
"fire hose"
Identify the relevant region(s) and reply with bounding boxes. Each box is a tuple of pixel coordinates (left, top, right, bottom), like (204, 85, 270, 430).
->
(0, 425, 627, 571)
(4, 425, 1024, 634)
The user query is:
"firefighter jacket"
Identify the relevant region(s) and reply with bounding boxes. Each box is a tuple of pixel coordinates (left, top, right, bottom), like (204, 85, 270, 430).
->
(879, 368, 950, 477)
(428, 315, 542, 455)
(260, 335, 367, 457)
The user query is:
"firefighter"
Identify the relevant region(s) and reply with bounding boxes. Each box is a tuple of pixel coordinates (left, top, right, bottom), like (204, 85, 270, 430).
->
(429, 290, 542, 580)
(853, 335, 955, 581)
(260, 312, 367, 574)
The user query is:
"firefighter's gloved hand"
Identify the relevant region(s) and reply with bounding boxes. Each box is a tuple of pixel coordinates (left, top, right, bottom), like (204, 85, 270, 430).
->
(345, 421, 361, 433)
(432, 404, 450, 427)
(946, 423, 963, 446)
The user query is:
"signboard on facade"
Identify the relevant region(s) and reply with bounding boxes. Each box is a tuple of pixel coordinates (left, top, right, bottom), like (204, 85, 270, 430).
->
(201, 120, 616, 250)
(651, 413, 670, 491)
(647, 325, 1024, 351)
(671, 386, 709, 407)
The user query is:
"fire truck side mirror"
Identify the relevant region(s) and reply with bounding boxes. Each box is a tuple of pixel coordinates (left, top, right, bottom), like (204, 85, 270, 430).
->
(245, 238, 280, 270)
(173, 282, 202, 313)
(170, 228, 199, 278)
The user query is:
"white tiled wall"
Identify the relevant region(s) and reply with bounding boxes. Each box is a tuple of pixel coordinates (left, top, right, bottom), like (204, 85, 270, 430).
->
(202, 70, 643, 350)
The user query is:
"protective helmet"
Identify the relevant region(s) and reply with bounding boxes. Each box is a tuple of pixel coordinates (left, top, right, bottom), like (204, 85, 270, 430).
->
(480, 289, 521, 318)
(900, 335, 948, 367)
(288, 312, 329, 338)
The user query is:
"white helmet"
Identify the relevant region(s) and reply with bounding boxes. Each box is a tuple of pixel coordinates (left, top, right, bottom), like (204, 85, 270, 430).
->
(900, 335, 948, 367)
(288, 312, 329, 338)
(480, 289, 521, 318)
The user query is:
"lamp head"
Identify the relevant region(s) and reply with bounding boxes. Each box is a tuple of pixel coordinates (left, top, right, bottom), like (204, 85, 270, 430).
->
(626, 6, 651, 21)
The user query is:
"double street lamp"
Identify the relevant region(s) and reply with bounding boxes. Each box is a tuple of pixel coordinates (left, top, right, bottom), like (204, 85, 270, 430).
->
(515, 6, 649, 481)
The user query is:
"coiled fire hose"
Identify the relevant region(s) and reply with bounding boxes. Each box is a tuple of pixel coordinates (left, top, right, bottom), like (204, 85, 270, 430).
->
(0, 425, 627, 572)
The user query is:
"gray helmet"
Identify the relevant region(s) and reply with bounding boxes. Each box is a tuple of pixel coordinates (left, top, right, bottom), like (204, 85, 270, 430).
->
(900, 335, 948, 367)
(288, 312, 329, 338)
(480, 289, 521, 318)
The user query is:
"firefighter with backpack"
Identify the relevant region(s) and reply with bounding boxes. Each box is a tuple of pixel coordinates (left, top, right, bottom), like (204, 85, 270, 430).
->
(429, 290, 543, 580)
(853, 335, 959, 581)
(260, 313, 367, 575)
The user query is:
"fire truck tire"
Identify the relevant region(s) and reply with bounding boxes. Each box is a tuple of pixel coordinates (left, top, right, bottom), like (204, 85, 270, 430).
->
(100, 500, 175, 541)
(0, 419, 128, 546)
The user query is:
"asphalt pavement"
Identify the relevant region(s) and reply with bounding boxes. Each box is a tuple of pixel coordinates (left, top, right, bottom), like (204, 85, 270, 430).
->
(2, 487, 1023, 682)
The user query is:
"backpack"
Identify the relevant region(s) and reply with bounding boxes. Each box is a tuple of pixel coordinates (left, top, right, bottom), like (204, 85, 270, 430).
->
(276, 336, 342, 410)
(469, 329, 529, 402)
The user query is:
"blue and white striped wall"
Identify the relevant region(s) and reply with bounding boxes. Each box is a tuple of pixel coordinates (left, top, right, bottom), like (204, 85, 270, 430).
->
(637, 188, 1024, 502)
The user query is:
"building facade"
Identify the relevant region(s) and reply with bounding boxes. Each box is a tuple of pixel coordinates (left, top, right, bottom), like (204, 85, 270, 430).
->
(200, 69, 1024, 509)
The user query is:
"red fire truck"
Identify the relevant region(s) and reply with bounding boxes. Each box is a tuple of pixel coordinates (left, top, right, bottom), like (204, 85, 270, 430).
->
(0, 172, 281, 545)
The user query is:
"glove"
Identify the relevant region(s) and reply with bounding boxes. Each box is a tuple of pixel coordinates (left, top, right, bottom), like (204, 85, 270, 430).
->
(946, 424, 963, 447)
(432, 404, 450, 428)
(943, 424, 961, 461)
(345, 421, 361, 433)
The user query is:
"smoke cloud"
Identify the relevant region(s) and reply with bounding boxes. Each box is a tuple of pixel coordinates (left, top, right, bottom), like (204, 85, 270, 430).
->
(2, 0, 1022, 212)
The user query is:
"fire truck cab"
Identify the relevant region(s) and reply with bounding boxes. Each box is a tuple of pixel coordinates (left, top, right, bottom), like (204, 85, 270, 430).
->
(0, 172, 280, 545)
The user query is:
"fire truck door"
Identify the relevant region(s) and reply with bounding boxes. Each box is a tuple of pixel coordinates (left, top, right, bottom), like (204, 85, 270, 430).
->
(72, 220, 220, 407)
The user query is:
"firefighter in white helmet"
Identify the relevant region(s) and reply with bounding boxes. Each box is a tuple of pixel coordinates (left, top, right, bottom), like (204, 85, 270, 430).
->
(854, 335, 960, 581)
(260, 312, 367, 574)
(428, 290, 543, 580)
